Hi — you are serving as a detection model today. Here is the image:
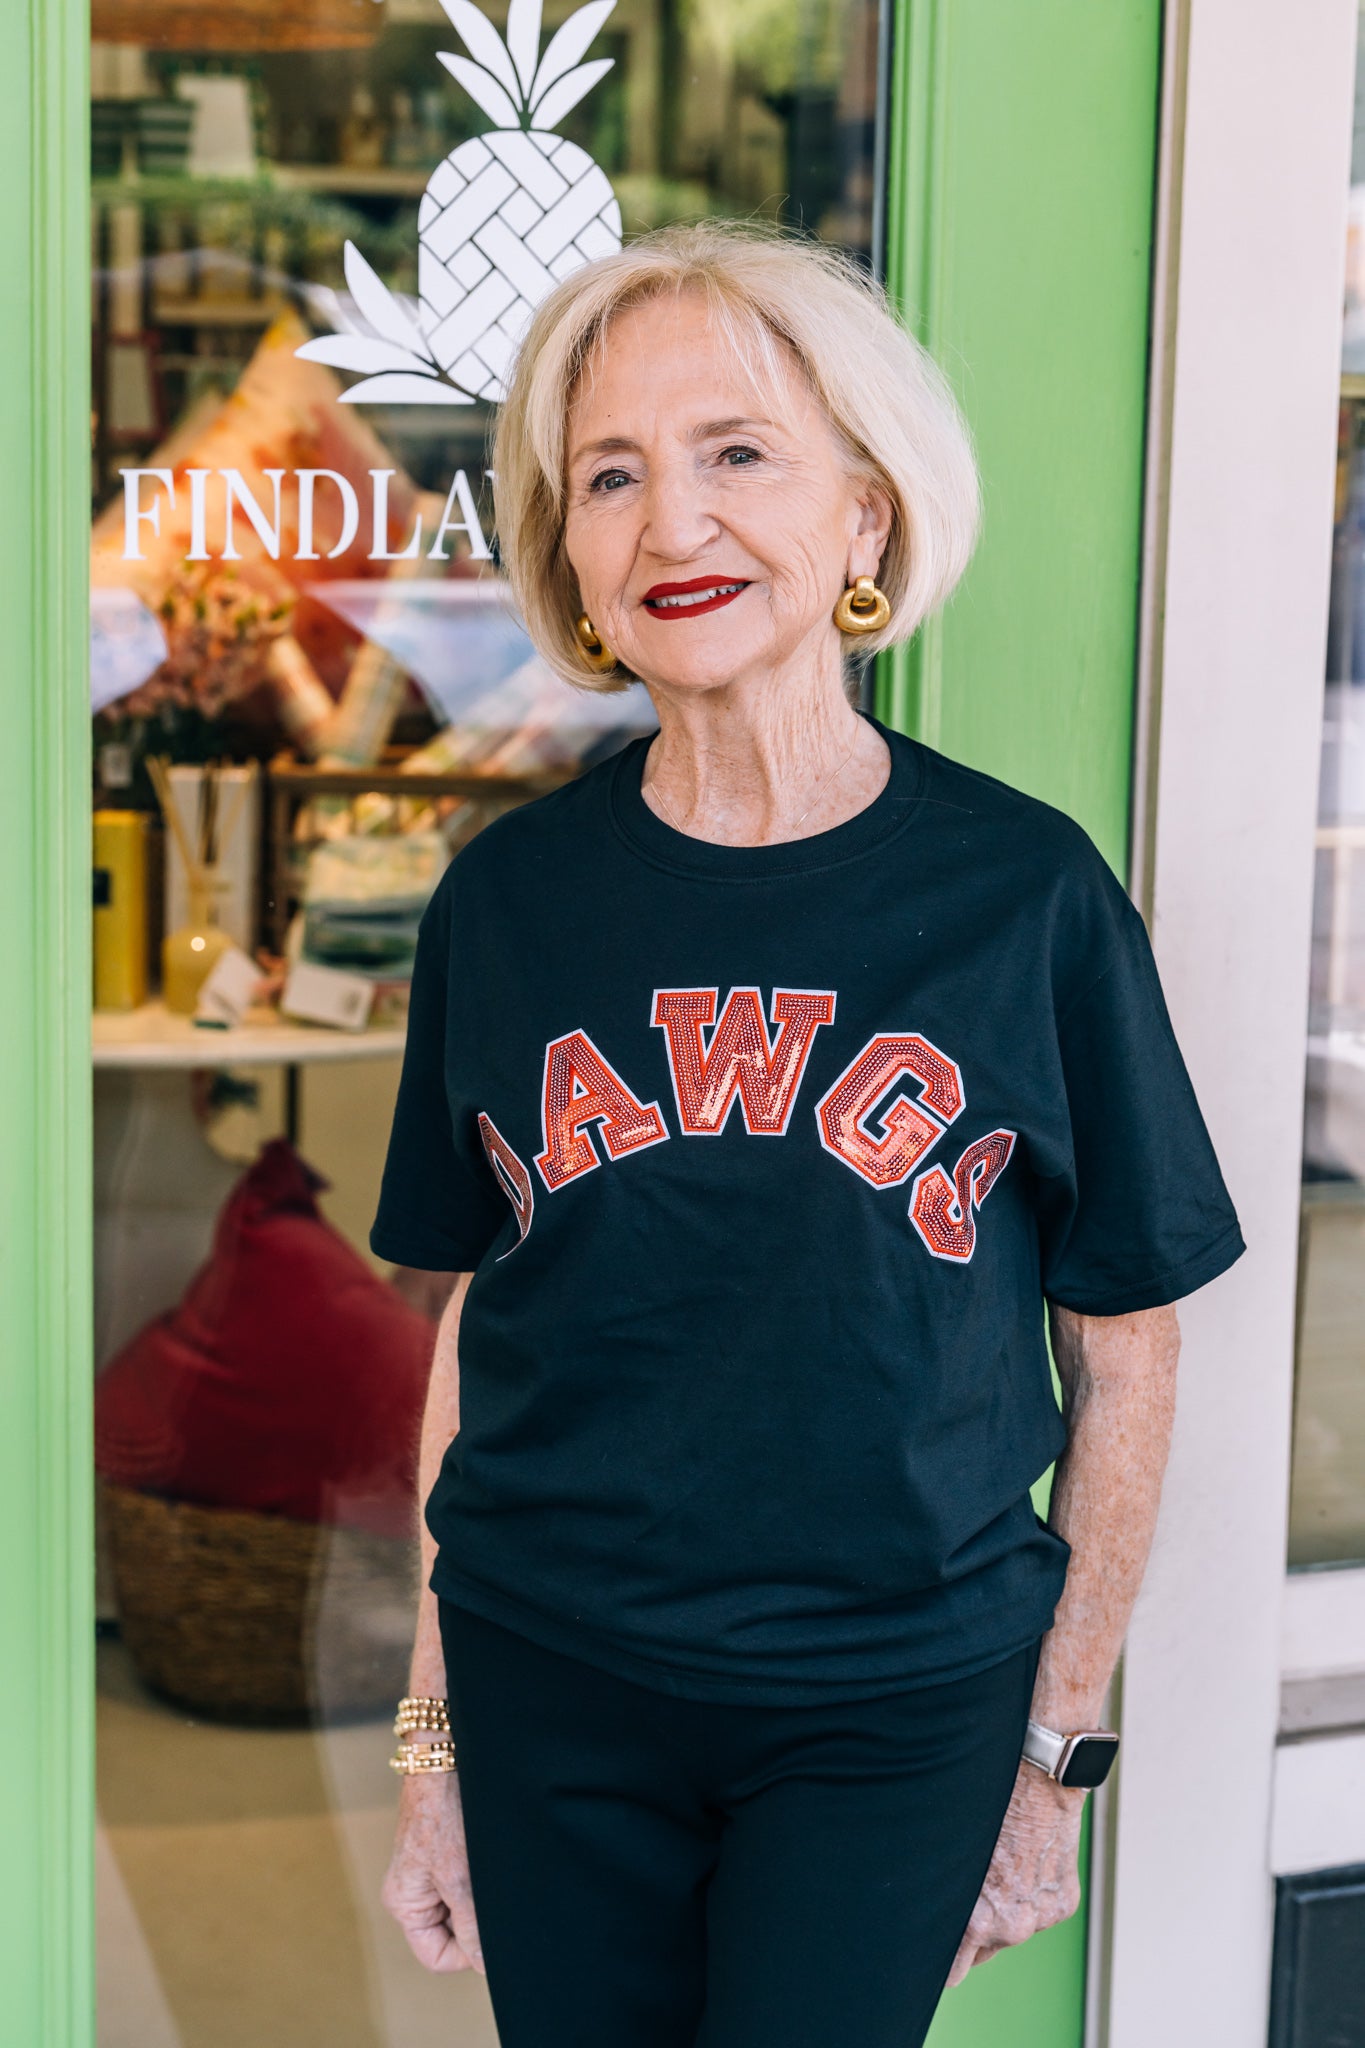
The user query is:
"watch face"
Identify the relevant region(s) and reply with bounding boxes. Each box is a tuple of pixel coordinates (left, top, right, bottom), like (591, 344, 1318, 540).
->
(1059, 1735, 1119, 1789)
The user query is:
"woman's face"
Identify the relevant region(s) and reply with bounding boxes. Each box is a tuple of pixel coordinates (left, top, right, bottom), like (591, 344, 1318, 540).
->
(562, 291, 891, 694)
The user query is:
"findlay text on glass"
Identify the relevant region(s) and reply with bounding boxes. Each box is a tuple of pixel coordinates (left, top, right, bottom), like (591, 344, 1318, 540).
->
(120, 465, 494, 564)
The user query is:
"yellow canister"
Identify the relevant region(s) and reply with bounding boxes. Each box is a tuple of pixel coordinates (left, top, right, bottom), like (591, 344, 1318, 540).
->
(93, 809, 149, 1011)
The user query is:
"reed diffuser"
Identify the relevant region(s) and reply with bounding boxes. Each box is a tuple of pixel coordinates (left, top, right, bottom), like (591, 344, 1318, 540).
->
(146, 754, 251, 1015)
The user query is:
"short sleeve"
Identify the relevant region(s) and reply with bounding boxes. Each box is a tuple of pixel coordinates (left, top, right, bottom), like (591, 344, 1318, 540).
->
(1035, 896, 1246, 1316)
(368, 873, 505, 1272)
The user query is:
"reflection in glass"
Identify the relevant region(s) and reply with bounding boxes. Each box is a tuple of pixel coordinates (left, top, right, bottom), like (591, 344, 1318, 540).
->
(1291, 6, 1365, 1568)
(90, 3, 887, 2040)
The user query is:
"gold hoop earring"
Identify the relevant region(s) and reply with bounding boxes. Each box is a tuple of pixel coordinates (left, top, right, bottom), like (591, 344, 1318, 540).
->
(574, 612, 617, 673)
(833, 576, 892, 635)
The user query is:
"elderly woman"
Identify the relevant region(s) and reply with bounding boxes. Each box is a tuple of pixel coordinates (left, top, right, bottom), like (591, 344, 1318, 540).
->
(371, 222, 1243, 2048)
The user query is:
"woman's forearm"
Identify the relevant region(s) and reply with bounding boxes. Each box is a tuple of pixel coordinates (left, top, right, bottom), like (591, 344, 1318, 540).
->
(943, 1302, 1179, 1981)
(1029, 1302, 1181, 1730)
(387, 1271, 485, 1979)
(407, 1272, 472, 1700)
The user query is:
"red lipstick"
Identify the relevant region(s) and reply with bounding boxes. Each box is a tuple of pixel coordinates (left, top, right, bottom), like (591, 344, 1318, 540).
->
(641, 575, 751, 619)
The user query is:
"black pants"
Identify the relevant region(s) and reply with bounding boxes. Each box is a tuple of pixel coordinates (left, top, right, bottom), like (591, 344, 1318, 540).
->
(438, 1601, 1042, 2048)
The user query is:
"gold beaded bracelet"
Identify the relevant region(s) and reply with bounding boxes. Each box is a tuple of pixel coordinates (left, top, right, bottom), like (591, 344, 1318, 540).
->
(394, 1695, 451, 1738)
(389, 1737, 458, 1777)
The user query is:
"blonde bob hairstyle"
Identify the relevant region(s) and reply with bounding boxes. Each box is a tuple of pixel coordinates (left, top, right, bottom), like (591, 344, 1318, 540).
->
(491, 219, 982, 692)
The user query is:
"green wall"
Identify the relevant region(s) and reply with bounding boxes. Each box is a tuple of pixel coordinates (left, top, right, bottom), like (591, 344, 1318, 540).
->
(880, 0, 1160, 876)
(877, 4, 1162, 2042)
(0, 0, 95, 2043)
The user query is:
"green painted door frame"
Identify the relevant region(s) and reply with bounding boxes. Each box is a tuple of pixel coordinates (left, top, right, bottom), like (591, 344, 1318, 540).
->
(878, 5, 1162, 2044)
(879, 2, 1160, 877)
(0, 0, 1157, 2041)
(1, 0, 94, 2043)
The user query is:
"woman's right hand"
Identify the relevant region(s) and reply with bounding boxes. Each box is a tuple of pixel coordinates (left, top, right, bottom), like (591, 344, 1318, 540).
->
(382, 1773, 485, 1974)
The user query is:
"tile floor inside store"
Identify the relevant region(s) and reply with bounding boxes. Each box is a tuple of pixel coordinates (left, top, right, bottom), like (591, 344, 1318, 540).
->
(97, 1639, 499, 2048)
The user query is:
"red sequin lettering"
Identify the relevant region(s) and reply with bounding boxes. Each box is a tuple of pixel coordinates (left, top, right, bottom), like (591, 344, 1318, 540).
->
(652, 986, 836, 1136)
(909, 1129, 1017, 1262)
(815, 1034, 964, 1187)
(478, 1111, 535, 1254)
(535, 1030, 669, 1192)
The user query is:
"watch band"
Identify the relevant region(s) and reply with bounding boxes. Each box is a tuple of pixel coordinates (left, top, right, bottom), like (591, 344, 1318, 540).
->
(1022, 1718, 1070, 1777)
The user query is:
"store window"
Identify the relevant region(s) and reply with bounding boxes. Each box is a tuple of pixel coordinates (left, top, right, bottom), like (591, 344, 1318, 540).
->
(89, 2, 885, 2039)
(1292, 3, 1365, 1569)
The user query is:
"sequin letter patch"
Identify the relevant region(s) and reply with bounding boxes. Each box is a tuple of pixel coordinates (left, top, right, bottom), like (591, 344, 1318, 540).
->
(478, 1111, 535, 1255)
(814, 1034, 964, 1188)
(651, 987, 836, 1136)
(534, 1030, 669, 1192)
(909, 1129, 1017, 1262)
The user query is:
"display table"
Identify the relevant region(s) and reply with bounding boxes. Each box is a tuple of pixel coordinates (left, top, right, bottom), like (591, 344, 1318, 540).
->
(93, 1000, 407, 1070)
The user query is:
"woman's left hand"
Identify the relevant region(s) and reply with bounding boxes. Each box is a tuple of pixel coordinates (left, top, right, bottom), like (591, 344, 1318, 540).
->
(945, 1766, 1086, 1984)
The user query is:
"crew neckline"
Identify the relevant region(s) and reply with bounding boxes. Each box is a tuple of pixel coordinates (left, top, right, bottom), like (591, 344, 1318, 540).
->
(607, 711, 924, 880)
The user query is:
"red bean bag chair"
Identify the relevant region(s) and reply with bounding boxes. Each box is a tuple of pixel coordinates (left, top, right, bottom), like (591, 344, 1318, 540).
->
(95, 1138, 434, 1541)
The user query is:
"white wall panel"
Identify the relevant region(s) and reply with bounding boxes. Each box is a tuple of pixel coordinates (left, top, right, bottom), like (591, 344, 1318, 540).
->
(1271, 1731, 1365, 1875)
(1103, 3, 1360, 2043)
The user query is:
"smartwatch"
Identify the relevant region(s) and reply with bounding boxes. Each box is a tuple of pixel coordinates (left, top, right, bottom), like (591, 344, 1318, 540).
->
(1021, 1718, 1120, 1789)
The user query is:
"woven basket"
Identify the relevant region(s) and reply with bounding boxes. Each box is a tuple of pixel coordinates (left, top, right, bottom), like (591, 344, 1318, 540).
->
(100, 1482, 416, 1725)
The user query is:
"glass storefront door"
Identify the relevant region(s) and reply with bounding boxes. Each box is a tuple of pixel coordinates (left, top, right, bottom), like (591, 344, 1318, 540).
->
(1291, 0, 1365, 1571)
(88, 4, 885, 2041)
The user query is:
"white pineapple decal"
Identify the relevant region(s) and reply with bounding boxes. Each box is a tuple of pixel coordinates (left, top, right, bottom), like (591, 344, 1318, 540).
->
(297, 0, 622, 405)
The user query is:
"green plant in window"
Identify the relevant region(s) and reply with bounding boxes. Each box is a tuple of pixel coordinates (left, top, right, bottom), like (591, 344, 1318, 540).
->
(687, 0, 846, 100)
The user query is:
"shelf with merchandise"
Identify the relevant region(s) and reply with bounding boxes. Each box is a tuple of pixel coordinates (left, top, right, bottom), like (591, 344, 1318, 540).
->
(93, 162, 429, 204)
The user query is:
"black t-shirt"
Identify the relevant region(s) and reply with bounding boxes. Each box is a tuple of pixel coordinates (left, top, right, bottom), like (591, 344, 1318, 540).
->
(370, 716, 1244, 1704)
